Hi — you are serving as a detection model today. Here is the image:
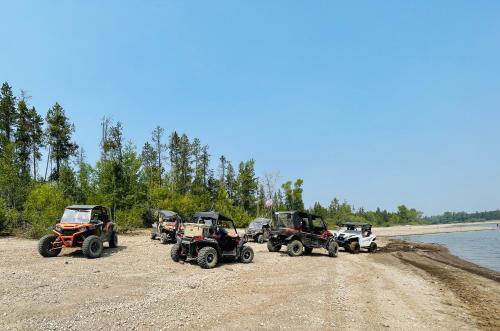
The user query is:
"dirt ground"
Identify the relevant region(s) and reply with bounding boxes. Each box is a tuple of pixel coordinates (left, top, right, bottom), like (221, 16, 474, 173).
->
(1, 231, 499, 330)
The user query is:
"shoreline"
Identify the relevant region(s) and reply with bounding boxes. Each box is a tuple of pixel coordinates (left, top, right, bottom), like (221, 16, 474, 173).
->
(378, 238, 500, 329)
(374, 220, 499, 237)
(381, 239, 500, 282)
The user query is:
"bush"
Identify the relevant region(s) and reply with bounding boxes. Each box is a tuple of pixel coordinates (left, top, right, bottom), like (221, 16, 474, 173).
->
(23, 183, 69, 238)
(115, 206, 144, 232)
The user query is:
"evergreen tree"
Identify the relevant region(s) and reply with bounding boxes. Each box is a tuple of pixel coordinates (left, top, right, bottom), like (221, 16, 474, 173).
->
(0, 82, 17, 143)
(168, 131, 181, 191)
(235, 159, 258, 212)
(14, 99, 32, 177)
(28, 106, 44, 180)
(46, 103, 78, 179)
(0, 143, 25, 208)
(177, 134, 192, 194)
(225, 161, 237, 201)
(151, 126, 166, 186)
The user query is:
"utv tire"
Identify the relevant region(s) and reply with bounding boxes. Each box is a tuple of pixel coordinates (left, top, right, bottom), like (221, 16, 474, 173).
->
(287, 240, 304, 257)
(349, 241, 360, 254)
(240, 246, 254, 263)
(304, 247, 313, 255)
(328, 241, 339, 257)
(160, 233, 168, 244)
(150, 232, 156, 240)
(368, 242, 377, 253)
(257, 234, 264, 244)
(38, 234, 61, 257)
(267, 241, 281, 252)
(197, 247, 218, 269)
(82, 235, 103, 258)
(109, 231, 118, 248)
(170, 242, 185, 262)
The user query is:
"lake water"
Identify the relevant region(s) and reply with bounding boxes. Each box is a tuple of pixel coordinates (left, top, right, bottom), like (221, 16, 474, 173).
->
(394, 225, 500, 272)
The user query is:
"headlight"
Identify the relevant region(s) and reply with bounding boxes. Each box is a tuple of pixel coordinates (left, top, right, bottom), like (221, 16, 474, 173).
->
(78, 226, 87, 232)
(54, 226, 62, 232)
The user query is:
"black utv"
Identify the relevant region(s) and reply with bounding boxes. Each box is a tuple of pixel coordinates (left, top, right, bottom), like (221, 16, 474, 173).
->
(170, 212, 254, 269)
(245, 218, 271, 244)
(267, 211, 338, 257)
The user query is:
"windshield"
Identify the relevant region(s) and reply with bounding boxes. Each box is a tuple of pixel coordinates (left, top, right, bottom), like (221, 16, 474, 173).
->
(192, 217, 215, 226)
(275, 213, 294, 228)
(340, 225, 361, 233)
(249, 221, 264, 229)
(60, 209, 92, 224)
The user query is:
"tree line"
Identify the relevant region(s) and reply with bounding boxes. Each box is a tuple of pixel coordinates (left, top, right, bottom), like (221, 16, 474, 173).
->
(0, 81, 311, 237)
(3, 81, 492, 238)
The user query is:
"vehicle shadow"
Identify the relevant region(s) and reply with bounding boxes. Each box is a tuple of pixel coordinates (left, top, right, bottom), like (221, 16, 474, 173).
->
(65, 245, 127, 259)
(181, 257, 241, 268)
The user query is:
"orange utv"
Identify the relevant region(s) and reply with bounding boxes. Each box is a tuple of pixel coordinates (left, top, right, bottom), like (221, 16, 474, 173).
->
(38, 205, 118, 259)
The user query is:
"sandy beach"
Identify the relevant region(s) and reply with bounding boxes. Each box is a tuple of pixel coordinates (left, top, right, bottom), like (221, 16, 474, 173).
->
(0, 223, 499, 330)
(373, 220, 499, 237)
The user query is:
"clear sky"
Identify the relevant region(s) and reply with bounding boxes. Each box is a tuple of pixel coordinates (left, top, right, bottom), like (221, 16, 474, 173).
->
(2, 1, 499, 215)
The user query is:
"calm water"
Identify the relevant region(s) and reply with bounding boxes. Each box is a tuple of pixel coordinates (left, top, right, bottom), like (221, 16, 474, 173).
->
(394, 225, 500, 272)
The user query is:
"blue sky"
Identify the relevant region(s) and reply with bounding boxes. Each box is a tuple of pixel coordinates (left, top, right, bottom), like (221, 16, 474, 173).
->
(2, 1, 499, 215)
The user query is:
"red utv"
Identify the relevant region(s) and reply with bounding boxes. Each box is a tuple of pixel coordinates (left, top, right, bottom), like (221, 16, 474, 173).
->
(37, 205, 118, 259)
(267, 211, 338, 257)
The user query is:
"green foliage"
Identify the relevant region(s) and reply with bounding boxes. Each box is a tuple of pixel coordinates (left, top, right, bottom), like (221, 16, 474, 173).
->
(23, 183, 69, 238)
(46, 102, 78, 179)
(0, 82, 17, 142)
(423, 210, 500, 224)
(114, 206, 144, 232)
(2, 80, 463, 239)
(281, 179, 304, 211)
(0, 142, 27, 209)
(0, 198, 7, 232)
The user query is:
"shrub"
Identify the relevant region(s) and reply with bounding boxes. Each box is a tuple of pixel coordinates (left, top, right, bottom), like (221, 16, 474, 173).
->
(23, 183, 69, 238)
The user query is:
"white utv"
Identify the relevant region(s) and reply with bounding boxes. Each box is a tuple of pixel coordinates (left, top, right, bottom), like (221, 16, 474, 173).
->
(334, 222, 377, 253)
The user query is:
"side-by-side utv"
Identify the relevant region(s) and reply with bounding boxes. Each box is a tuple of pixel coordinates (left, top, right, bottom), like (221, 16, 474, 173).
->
(267, 211, 338, 257)
(151, 210, 183, 244)
(38, 205, 118, 259)
(170, 211, 254, 269)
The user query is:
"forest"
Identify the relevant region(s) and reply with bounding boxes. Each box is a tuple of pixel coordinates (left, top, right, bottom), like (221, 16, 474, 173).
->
(0, 81, 495, 238)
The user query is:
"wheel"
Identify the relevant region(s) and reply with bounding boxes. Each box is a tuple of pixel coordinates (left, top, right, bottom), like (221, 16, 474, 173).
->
(304, 247, 313, 255)
(257, 234, 264, 244)
(368, 242, 377, 253)
(267, 240, 281, 252)
(240, 246, 254, 263)
(160, 233, 168, 244)
(349, 241, 360, 254)
(38, 234, 61, 257)
(150, 232, 156, 240)
(328, 241, 339, 257)
(109, 231, 118, 248)
(197, 246, 218, 269)
(287, 240, 304, 257)
(170, 242, 185, 262)
(82, 235, 103, 258)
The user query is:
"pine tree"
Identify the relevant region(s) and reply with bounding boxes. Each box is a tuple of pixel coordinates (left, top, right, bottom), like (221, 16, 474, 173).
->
(236, 159, 258, 212)
(225, 161, 237, 201)
(0, 82, 17, 143)
(168, 131, 181, 191)
(14, 99, 32, 177)
(46, 103, 78, 179)
(29, 106, 44, 180)
(151, 126, 166, 186)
